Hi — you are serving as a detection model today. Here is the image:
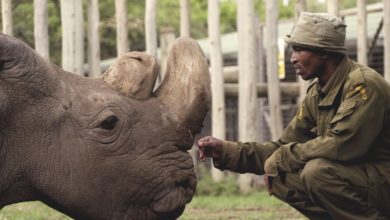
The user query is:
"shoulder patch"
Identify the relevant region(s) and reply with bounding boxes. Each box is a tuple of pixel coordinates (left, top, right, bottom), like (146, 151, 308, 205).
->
(346, 85, 368, 100)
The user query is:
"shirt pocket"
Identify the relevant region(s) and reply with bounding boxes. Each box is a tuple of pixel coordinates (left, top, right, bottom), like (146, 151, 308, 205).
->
(329, 101, 357, 125)
(329, 101, 358, 134)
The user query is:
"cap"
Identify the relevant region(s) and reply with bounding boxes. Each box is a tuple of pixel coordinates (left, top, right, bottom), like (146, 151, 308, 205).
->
(285, 12, 347, 54)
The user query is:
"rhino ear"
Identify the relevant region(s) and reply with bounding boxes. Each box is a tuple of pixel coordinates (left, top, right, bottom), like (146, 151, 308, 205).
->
(102, 52, 159, 100)
(0, 33, 56, 92)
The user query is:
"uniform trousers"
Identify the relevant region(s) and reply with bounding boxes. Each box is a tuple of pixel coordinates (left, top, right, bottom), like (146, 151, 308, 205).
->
(271, 158, 390, 220)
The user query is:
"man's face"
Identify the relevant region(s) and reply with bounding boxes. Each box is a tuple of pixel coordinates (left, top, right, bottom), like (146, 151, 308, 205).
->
(289, 45, 326, 81)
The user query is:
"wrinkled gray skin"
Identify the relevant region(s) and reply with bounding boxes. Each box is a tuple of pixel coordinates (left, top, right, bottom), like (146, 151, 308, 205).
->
(0, 34, 210, 219)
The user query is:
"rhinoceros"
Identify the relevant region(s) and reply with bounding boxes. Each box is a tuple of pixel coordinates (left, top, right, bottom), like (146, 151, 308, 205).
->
(0, 33, 210, 219)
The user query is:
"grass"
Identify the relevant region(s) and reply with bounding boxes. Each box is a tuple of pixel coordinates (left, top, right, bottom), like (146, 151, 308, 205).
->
(0, 202, 70, 220)
(180, 191, 306, 220)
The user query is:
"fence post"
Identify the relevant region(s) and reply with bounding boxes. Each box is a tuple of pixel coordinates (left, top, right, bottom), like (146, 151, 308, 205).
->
(327, 0, 339, 17)
(87, 0, 101, 77)
(116, 0, 129, 56)
(1, 0, 13, 36)
(180, 0, 190, 37)
(60, 0, 84, 75)
(208, 0, 225, 182)
(145, 0, 157, 58)
(385, 0, 390, 82)
(295, 0, 309, 103)
(266, 0, 283, 140)
(237, 0, 258, 194)
(34, 0, 49, 59)
(357, 0, 368, 65)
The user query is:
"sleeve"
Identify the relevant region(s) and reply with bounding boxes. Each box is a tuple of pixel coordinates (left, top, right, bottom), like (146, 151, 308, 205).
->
(271, 85, 385, 174)
(212, 89, 318, 175)
(212, 140, 279, 175)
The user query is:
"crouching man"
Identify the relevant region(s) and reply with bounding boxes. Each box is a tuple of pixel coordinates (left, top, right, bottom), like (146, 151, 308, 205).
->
(198, 12, 390, 220)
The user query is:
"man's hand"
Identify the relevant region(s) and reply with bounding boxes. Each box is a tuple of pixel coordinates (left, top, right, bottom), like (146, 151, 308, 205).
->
(197, 136, 223, 162)
(264, 152, 279, 177)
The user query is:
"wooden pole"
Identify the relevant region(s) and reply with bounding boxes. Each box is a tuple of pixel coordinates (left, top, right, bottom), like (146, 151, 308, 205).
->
(357, 0, 368, 65)
(266, 0, 283, 140)
(1, 0, 13, 36)
(295, 0, 307, 18)
(60, 0, 84, 75)
(385, 0, 390, 82)
(34, 0, 49, 59)
(145, 0, 157, 58)
(294, 0, 309, 103)
(237, 0, 258, 144)
(208, 0, 225, 182)
(224, 82, 300, 98)
(327, 0, 339, 17)
(256, 23, 266, 143)
(87, 0, 101, 78)
(180, 0, 190, 37)
(115, 0, 129, 56)
(237, 0, 258, 194)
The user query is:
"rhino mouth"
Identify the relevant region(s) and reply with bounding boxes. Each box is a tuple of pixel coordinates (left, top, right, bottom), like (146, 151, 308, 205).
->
(151, 172, 196, 217)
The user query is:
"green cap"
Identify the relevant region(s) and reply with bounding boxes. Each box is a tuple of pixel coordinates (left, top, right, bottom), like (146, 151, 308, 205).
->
(285, 12, 347, 54)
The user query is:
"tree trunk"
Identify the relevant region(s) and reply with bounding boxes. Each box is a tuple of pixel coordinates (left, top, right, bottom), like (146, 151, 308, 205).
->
(385, 0, 390, 82)
(115, 0, 129, 56)
(1, 0, 13, 36)
(266, 0, 283, 140)
(327, 0, 339, 17)
(145, 0, 157, 58)
(180, 0, 190, 37)
(208, 0, 225, 182)
(87, 0, 101, 78)
(34, 0, 49, 59)
(60, 0, 84, 75)
(237, 0, 258, 194)
(357, 0, 367, 65)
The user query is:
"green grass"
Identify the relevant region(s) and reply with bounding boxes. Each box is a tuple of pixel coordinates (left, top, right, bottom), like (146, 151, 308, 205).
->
(180, 192, 306, 220)
(0, 202, 70, 220)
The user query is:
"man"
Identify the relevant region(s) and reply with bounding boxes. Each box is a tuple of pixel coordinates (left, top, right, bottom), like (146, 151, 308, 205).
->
(197, 12, 390, 220)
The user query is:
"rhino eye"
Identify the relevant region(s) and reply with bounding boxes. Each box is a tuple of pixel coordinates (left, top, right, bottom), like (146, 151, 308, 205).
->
(100, 116, 118, 130)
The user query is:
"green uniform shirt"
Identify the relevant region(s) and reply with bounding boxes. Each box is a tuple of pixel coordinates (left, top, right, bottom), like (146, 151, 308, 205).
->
(216, 57, 390, 180)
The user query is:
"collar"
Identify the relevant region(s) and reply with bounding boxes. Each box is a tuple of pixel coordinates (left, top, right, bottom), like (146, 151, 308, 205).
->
(315, 57, 352, 107)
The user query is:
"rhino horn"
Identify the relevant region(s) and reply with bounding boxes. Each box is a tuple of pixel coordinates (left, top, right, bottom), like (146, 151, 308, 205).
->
(155, 37, 211, 136)
(102, 51, 158, 100)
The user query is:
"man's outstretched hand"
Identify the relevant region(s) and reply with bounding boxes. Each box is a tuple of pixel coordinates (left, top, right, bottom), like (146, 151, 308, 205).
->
(197, 136, 223, 162)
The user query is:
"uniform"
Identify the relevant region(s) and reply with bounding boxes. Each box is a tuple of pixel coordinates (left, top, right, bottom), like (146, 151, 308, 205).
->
(212, 13, 390, 219)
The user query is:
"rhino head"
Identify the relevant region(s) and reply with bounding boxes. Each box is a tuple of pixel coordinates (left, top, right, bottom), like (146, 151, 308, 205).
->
(0, 33, 210, 219)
